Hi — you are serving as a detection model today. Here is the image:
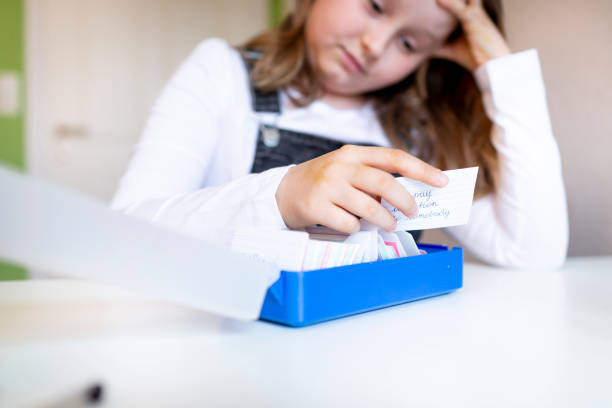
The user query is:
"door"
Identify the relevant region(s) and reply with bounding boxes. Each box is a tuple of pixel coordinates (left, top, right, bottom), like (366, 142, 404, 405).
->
(26, 0, 268, 201)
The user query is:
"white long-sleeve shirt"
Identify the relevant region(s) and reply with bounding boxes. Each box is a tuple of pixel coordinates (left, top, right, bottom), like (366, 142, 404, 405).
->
(111, 38, 568, 268)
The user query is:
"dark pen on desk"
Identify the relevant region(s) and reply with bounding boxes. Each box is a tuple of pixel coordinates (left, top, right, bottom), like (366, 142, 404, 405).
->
(36, 382, 104, 408)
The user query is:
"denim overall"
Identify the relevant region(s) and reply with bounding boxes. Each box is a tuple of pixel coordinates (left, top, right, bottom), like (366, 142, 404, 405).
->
(243, 53, 422, 241)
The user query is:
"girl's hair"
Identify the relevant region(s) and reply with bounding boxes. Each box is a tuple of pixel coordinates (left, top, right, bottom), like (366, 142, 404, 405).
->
(243, 0, 504, 197)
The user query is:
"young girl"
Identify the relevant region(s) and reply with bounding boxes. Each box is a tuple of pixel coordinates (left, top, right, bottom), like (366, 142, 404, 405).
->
(111, 0, 568, 268)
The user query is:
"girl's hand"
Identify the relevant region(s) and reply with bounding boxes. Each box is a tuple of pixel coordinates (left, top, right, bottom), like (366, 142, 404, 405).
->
(275, 145, 449, 234)
(434, 0, 512, 71)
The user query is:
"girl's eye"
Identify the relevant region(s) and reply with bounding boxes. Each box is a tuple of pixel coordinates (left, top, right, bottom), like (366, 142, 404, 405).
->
(369, 0, 383, 14)
(401, 38, 414, 52)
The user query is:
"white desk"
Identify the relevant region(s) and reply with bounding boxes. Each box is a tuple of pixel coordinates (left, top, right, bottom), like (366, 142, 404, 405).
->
(1, 257, 611, 407)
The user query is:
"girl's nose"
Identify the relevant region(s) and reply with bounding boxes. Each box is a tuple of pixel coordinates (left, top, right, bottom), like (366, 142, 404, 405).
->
(360, 28, 391, 60)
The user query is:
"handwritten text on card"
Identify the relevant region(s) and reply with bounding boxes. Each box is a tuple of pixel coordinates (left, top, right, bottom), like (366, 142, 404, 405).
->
(382, 167, 479, 231)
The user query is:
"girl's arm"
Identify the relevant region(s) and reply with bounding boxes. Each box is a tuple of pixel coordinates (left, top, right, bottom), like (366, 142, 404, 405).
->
(445, 49, 568, 268)
(111, 39, 290, 245)
(436, 0, 568, 268)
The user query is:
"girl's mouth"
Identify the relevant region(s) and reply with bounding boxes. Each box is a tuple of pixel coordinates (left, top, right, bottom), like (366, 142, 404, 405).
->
(340, 46, 365, 74)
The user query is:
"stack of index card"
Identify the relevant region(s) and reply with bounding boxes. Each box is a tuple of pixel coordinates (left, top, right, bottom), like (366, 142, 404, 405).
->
(231, 227, 421, 272)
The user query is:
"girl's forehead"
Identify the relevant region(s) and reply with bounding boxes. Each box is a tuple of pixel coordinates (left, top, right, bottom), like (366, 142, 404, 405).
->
(389, 0, 458, 38)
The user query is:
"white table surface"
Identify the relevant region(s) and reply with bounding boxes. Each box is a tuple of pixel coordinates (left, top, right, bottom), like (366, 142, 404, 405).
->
(1, 257, 611, 407)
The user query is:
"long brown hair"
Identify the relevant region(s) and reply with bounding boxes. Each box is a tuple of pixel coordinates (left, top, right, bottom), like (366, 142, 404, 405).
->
(243, 0, 503, 197)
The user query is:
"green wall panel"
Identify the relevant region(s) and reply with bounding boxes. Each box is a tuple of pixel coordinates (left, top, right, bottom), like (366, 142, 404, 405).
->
(268, 0, 286, 27)
(0, 0, 26, 280)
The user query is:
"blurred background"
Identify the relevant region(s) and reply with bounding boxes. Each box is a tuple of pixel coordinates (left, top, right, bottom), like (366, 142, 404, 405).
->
(1, 0, 610, 279)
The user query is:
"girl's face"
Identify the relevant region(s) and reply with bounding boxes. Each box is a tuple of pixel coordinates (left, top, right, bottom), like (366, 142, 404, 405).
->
(305, 0, 459, 98)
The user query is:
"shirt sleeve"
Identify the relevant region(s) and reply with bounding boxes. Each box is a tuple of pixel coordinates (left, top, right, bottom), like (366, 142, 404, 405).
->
(444, 49, 569, 268)
(111, 38, 289, 246)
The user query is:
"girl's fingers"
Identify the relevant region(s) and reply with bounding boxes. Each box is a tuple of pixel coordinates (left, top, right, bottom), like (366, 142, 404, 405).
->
(339, 145, 448, 188)
(349, 165, 418, 220)
(319, 202, 361, 234)
(437, 0, 510, 67)
(331, 183, 397, 232)
(436, 0, 470, 20)
(277, 146, 449, 233)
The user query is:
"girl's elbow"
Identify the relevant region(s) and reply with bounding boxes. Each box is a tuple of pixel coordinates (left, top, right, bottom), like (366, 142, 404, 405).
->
(514, 218, 569, 270)
(488, 235, 568, 270)
(515, 239, 568, 270)
(536, 247, 567, 269)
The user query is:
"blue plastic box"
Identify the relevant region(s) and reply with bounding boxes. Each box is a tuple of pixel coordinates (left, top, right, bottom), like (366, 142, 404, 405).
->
(259, 243, 463, 327)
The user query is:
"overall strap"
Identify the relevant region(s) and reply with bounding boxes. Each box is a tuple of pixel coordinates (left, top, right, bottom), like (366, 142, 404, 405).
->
(241, 49, 281, 114)
(252, 88, 281, 114)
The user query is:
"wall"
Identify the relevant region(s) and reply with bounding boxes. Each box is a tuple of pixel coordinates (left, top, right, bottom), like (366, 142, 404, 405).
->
(0, 0, 24, 170)
(268, 0, 285, 26)
(504, 0, 612, 256)
(0, 0, 27, 280)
